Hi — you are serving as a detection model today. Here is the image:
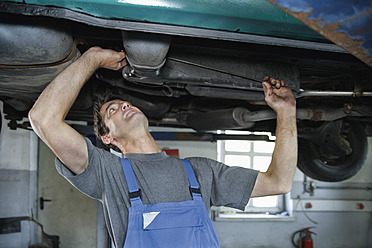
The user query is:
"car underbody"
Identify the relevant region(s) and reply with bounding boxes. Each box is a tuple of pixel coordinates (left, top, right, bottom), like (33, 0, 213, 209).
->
(0, 2, 371, 182)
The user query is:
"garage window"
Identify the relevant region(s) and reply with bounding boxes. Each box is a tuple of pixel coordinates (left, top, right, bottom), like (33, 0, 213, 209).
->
(215, 130, 289, 219)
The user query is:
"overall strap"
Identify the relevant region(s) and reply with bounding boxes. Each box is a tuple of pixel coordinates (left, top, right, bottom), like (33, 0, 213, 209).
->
(121, 158, 142, 205)
(181, 159, 202, 199)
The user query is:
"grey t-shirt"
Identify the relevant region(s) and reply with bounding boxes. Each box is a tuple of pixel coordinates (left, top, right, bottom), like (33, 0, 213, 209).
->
(56, 137, 258, 248)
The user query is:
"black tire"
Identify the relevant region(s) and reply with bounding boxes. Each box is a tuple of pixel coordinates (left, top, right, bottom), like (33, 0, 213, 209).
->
(298, 121, 368, 182)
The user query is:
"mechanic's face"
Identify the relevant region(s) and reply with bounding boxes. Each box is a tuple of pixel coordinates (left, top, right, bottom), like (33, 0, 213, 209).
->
(99, 99, 147, 144)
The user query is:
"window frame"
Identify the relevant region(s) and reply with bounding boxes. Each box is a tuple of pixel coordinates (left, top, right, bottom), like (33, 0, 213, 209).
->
(215, 130, 290, 220)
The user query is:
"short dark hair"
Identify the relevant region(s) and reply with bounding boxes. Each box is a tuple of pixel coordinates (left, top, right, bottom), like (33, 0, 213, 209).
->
(93, 91, 124, 153)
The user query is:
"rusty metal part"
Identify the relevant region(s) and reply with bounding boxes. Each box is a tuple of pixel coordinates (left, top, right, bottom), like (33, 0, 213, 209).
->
(296, 106, 372, 121)
(240, 106, 372, 122)
(240, 108, 336, 122)
(267, 0, 372, 67)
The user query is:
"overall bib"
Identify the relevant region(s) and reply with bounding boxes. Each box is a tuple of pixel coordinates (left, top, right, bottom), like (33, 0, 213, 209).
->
(121, 158, 220, 248)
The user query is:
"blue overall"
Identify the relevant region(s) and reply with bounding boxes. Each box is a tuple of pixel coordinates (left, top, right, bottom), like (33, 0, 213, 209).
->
(121, 158, 220, 248)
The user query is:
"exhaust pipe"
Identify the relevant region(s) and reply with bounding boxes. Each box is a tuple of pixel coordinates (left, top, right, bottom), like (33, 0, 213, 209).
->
(186, 106, 372, 131)
(186, 108, 255, 132)
(242, 106, 372, 122)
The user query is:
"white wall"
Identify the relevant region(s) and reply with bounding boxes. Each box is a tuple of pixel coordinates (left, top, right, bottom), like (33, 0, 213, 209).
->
(37, 140, 97, 248)
(0, 101, 97, 248)
(0, 102, 38, 247)
(0, 113, 33, 171)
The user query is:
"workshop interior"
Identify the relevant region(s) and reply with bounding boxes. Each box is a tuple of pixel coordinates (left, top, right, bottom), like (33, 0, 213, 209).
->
(0, 0, 371, 247)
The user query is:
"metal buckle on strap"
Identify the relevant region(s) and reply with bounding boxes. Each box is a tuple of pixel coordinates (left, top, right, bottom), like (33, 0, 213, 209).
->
(129, 189, 141, 199)
(189, 187, 202, 196)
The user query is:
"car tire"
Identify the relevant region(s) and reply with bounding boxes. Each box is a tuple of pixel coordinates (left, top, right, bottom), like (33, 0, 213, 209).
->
(297, 121, 368, 182)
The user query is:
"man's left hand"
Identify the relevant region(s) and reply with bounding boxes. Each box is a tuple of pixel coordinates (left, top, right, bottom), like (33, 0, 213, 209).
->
(262, 76, 296, 114)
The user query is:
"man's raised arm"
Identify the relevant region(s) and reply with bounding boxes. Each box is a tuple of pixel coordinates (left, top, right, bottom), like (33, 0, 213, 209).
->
(29, 47, 126, 175)
(251, 77, 298, 197)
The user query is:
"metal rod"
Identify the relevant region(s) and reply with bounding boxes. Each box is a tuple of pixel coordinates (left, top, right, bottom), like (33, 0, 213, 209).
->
(150, 132, 272, 142)
(297, 90, 372, 97)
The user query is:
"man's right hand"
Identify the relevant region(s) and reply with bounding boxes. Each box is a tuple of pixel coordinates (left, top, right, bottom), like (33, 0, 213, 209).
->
(84, 46, 127, 71)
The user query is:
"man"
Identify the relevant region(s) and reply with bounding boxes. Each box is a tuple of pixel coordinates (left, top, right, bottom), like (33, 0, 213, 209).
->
(29, 46, 297, 247)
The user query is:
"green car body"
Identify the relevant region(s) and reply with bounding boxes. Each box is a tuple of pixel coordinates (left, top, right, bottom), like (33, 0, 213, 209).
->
(1, 0, 325, 41)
